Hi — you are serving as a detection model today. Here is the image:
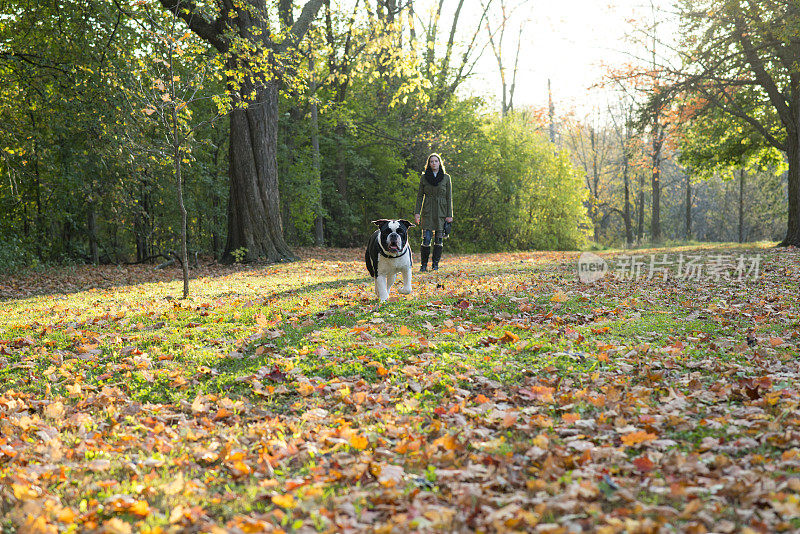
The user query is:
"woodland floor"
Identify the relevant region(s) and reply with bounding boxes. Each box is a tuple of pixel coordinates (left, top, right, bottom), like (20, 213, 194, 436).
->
(1, 243, 799, 533)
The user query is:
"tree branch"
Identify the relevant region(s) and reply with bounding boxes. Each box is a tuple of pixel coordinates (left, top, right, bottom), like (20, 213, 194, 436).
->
(278, 0, 326, 53)
(733, 14, 792, 125)
(156, 0, 229, 52)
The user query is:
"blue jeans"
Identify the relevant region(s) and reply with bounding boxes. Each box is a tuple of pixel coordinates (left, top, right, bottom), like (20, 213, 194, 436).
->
(422, 229, 443, 246)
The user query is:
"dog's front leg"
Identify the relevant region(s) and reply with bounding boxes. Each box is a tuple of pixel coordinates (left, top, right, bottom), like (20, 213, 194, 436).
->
(375, 275, 389, 302)
(399, 266, 412, 295)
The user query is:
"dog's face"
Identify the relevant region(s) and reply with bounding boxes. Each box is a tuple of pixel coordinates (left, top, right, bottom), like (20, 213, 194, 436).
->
(372, 219, 414, 254)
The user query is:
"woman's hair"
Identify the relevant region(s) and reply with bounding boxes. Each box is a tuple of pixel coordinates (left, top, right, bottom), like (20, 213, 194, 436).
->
(425, 153, 446, 175)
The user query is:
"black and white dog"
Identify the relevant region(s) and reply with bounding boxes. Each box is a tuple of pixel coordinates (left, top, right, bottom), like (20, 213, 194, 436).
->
(365, 219, 414, 302)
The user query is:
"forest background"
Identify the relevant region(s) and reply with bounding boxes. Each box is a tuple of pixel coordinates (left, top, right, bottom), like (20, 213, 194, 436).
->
(0, 0, 796, 272)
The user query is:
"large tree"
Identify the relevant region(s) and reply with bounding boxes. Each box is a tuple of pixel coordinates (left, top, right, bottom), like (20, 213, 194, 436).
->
(673, 0, 800, 246)
(156, 0, 324, 262)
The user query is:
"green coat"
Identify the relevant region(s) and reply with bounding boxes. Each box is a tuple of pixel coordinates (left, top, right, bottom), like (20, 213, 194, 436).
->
(415, 173, 453, 232)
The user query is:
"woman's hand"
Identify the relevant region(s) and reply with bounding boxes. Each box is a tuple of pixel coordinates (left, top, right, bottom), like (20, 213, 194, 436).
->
(445, 217, 453, 223)
(415, 214, 421, 224)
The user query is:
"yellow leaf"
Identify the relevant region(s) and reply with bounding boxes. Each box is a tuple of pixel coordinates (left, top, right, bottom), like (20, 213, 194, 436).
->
(551, 290, 568, 303)
(12, 483, 38, 500)
(271, 494, 296, 509)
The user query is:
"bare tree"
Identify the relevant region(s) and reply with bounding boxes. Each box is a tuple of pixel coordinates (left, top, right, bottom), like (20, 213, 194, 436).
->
(482, 0, 526, 116)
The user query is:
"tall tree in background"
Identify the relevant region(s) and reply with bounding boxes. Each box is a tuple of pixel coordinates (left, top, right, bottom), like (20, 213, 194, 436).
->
(483, 0, 524, 117)
(606, 10, 671, 243)
(608, 97, 637, 246)
(565, 112, 613, 242)
(155, 0, 324, 263)
(672, 0, 800, 246)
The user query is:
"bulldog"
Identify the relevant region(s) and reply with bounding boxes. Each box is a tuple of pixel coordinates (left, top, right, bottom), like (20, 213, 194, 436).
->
(365, 219, 414, 302)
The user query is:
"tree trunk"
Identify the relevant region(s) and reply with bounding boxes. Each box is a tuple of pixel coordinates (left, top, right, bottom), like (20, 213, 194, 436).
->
(650, 124, 662, 243)
(309, 51, 324, 246)
(211, 140, 223, 260)
(222, 80, 297, 263)
(780, 126, 800, 246)
(738, 168, 745, 243)
(156, 0, 324, 264)
(685, 172, 692, 241)
(637, 172, 645, 244)
(623, 153, 633, 247)
(174, 124, 189, 299)
(135, 175, 150, 262)
(87, 197, 99, 265)
(548, 79, 556, 144)
(310, 101, 324, 246)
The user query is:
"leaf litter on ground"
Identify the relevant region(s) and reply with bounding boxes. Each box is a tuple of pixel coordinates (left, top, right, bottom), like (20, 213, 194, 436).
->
(1, 244, 799, 532)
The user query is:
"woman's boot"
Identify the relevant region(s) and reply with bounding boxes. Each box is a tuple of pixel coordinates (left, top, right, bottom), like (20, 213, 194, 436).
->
(420, 245, 430, 272)
(432, 245, 443, 271)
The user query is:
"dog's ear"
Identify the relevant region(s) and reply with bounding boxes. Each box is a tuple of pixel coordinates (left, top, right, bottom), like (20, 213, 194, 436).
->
(371, 219, 390, 227)
(398, 219, 415, 228)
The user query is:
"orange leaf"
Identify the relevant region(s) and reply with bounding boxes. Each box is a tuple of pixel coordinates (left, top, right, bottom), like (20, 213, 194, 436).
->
(129, 500, 150, 517)
(475, 394, 490, 404)
(398, 325, 412, 335)
(563, 413, 580, 424)
(770, 337, 784, 347)
(499, 331, 519, 343)
(297, 382, 315, 396)
(350, 434, 369, 450)
(230, 460, 252, 476)
(529, 386, 554, 403)
(57, 508, 77, 523)
(621, 430, 657, 446)
(633, 456, 655, 473)
(502, 411, 518, 428)
(436, 433, 459, 451)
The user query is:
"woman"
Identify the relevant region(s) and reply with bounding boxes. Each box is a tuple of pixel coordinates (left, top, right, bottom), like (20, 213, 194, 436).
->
(414, 153, 453, 271)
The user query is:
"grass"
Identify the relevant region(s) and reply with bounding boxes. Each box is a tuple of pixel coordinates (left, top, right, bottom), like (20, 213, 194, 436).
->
(1, 243, 799, 532)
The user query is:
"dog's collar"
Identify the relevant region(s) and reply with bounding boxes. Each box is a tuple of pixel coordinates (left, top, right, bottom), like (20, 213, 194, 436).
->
(378, 242, 409, 259)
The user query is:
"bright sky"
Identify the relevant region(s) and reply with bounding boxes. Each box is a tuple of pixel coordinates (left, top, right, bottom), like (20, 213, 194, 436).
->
(435, 0, 673, 118)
